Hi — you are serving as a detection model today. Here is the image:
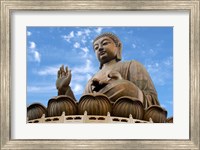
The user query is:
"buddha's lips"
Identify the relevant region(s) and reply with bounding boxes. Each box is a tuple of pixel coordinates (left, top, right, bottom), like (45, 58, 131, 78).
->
(99, 51, 106, 56)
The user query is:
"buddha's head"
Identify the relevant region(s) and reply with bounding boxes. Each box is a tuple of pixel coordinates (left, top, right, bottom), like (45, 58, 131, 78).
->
(93, 32, 122, 68)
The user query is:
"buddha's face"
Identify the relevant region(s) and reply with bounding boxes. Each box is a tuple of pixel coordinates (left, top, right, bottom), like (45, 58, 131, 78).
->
(93, 36, 118, 64)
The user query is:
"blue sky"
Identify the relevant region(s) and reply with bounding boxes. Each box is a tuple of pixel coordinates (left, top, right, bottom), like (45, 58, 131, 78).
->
(27, 27, 173, 117)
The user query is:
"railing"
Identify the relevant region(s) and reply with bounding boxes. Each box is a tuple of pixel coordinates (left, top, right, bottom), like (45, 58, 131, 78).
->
(27, 111, 151, 123)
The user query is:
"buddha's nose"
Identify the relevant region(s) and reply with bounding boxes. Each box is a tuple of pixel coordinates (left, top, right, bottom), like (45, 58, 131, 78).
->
(98, 47, 104, 51)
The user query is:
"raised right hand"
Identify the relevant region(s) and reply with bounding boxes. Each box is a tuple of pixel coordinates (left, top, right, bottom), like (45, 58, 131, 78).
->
(56, 65, 71, 91)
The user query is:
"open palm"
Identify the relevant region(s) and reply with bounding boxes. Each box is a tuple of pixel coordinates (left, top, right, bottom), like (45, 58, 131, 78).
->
(56, 65, 71, 91)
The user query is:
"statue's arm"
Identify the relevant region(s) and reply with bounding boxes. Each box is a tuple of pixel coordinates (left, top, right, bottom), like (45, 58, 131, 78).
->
(56, 65, 76, 100)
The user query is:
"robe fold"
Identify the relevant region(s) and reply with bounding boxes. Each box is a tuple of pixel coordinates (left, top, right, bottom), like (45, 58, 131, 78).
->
(84, 60, 160, 108)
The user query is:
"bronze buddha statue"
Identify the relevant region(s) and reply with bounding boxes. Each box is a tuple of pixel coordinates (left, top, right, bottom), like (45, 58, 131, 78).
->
(56, 32, 160, 109)
(28, 32, 168, 123)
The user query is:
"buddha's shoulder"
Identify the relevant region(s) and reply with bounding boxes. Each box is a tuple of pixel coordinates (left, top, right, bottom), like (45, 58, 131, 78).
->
(118, 60, 143, 66)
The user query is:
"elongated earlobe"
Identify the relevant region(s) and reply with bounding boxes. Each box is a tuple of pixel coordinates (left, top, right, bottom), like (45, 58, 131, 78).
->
(116, 43, 122, 61)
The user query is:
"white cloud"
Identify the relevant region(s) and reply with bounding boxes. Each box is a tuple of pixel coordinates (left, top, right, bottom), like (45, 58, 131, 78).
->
(37, 66, 60, 76)
(28, 42, 41, 62)
(72, 59, 96, 80)
(62, 31, 74, 42)
(72, 74, 87, 82)
(81, 39, 87, 44)
(29, 42, 36, 49)
(27, 86, 40, 92)
(156, 40, 164, 47)
(86, 73, 92, 81)
(161, 104, 166, 108)
(161, 100, 173, 111)
(143, 49, 157, 56)
(149, 49, 154, 53)
(84, 29, 91, 36)
(72, 59, 95, 75)
(86, 59, 93, 70)
(27, 85, 56, 93)
(72, 59, 96, 74)
(155, 63, 159, 67)
(75, 29, 92, 45)
(36, 60, 97, 78)
(72, 83, 84, 94)
(81, 47, 89, 53)
(166, 100, 173, 105)
(163, 56, 173, 66)
(73, 42, 80, 48)
(27, 31, 32, 36)
(33, 51, 41, 62)
(145, 56, 173, 86)
(132, 43, 136, 49)
(95, 27, 103, 34)
(77, 31, 83, 36)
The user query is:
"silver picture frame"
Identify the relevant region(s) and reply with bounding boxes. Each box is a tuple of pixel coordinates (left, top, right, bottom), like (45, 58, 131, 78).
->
(1, 0, 199, 149)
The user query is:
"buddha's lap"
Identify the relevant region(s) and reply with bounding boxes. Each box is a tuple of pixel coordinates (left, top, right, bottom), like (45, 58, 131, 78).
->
(98, 79, 143, 103)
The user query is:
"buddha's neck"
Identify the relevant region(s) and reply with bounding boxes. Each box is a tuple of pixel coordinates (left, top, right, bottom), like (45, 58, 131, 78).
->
(102, 59, 117, 69)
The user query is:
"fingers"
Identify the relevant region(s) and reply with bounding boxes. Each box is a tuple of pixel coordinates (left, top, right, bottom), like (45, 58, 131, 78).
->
(108, 71, 122, 80)
(65, 66, 72, 77)
(59, 66, 63, 77)
(92, 78, 99, 82)
(57, 65, 64, 78)
(57, 70, 61, 78)
(58, 65, 71, 78)
(99, 80, 108, 85)
(66, 69, 71, 79)
(92, 78, 108, 86)
(61, 65, 65, 76)
(65, 66, 68, 73)
(91, 78, 99, 86)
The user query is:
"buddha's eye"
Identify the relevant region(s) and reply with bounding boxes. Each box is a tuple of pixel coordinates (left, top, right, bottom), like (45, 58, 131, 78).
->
(94, 46, 99, 51)
(102, 41, 110, 46)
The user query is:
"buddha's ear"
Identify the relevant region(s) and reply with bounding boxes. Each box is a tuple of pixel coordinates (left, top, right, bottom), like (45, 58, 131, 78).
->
(118, 42, 122, 49)
(116, 42, 122, 61)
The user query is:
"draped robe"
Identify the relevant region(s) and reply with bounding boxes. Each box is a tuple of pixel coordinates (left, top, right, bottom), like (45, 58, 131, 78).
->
(84, 60, 160, 108)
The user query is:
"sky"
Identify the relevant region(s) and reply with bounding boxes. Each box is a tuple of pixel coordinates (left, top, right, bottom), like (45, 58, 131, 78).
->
(27, 27, 173, 117)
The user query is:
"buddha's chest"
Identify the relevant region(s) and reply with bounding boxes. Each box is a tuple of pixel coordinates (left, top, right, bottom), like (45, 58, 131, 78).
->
(92, 69, 111, 81)
(93, 66, 121, 80)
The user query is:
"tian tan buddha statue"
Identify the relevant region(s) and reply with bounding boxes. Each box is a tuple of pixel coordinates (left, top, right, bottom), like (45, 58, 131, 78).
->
(53, 32, 168, 123)
(27, 32, 169, 123)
